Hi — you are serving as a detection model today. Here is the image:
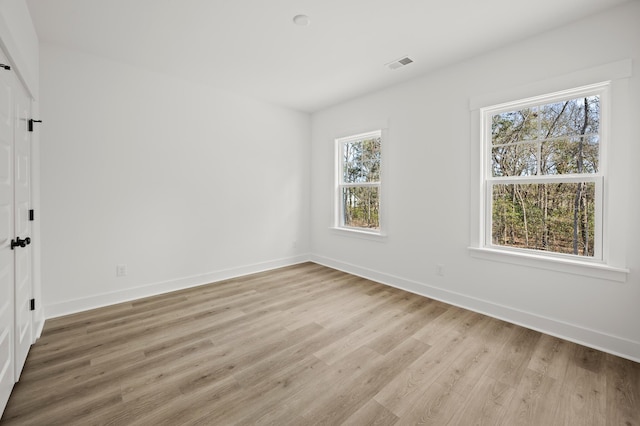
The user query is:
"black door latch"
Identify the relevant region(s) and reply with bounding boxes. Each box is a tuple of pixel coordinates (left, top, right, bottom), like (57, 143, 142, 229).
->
(28, 119, 42, 132)
(10, 237, 31, 250)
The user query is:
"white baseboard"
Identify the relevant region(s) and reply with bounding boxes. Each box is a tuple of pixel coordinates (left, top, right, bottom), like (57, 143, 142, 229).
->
(310, 254, 640, 363)
(44, 254, 311, 319)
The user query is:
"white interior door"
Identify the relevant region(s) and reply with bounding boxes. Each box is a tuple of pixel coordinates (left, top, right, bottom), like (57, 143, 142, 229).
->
(13, 82, 32, 380)
(0, 52, 15, 414)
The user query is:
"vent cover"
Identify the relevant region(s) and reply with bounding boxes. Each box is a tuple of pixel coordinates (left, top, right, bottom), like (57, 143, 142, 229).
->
(386, 56, 414, 70)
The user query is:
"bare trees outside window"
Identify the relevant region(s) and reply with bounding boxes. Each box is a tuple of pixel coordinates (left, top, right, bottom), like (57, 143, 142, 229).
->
(337, 131, 381, 231)
(484, 85, 606, 258)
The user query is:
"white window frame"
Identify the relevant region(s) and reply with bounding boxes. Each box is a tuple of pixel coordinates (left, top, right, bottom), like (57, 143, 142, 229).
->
(482, 83, 607, 261)
(334, 130, 383, 238)
(468, 60, 632, 282)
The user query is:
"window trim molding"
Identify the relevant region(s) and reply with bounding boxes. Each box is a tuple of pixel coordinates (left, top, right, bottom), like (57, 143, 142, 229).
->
(329, 226, 388, 241)
(469, 60, 631, 282)
(482, 82, 608, 261)
(468, 59, 632, 110)
(468, 246, 629, 283)
(333, 129, 385, 237)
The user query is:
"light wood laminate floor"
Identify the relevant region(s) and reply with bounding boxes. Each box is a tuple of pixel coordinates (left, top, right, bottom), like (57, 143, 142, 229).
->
(2, 262, 639, 425)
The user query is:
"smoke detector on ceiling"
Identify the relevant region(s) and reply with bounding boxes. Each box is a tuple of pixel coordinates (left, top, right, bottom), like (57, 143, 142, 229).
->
(386, 56, 414, 70)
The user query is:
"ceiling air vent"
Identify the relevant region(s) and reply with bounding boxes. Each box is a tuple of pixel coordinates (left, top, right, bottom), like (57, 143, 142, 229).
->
(386, 56, 414, 70)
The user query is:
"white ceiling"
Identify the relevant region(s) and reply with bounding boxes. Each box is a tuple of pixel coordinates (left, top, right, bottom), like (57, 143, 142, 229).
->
(26, 0, 632, 112)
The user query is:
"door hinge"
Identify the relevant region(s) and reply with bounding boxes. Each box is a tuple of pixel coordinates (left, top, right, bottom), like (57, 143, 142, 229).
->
(29, 209, 34, 221)
(30, 299, 35, 311)
(28, 119, 42, 132)
(0, 64, 10, 71)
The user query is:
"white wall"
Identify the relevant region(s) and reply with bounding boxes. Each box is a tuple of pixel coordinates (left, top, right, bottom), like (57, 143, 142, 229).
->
(40, 44, 310, 316)
(310, 2, 640, 361)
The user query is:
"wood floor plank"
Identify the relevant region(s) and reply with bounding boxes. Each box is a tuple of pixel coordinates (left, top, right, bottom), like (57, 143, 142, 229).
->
(574, 343, 605, 374)
(301, 337, 429, 425)
(390, 329, 497, 425)
(484, 327, 542, 388)
(282, 276, 373, 331)
(499, 367, 561, 425)
(233, 320, 362, 389)
(365, 299, 446, 355)
(412, 306, 481, 346)
(313, 307, 406, 365)
(318, 287, 396, 329)
(374, 313, 493, 416)
(231, 356, 331, 425)
(1, 262, 638, 425)
(121, 339, 219, 403)
(342, 399, 399, 425)
(207, 345, 381, 425)
(394, 380, 467, 425)
(527, 333, 572, 380)
(605, 353, 640, 426)
(128, 375, 243, 425)
(433, 331, 496, 398)
(553, 357, 607, 425)
(447, 374, 514, 426)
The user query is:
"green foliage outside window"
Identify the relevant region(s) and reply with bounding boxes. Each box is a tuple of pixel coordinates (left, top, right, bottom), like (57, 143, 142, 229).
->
(492, 183, 595, 256)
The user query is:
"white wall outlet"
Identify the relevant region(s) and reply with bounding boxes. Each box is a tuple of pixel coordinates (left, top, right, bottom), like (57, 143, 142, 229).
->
(436, 264, 444, 276)
(116, 264, 127, 277)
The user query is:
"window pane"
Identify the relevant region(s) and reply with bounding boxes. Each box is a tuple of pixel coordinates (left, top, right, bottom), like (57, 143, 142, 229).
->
(541, 136, 599, 175)
(362, 138, 381, 182)
(343, 142, 362, 183)
(539, 96, 600, 138)
(342, 137, 381, 183)
(342, 186, 380, 229)
(491, 182, 595, 256)
(491, 95, 600, 177)
(491, 109, 538, 145)
(491, 142, 538, 177)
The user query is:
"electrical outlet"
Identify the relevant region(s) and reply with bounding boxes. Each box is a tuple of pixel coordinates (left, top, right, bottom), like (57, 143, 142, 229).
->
(116, 264, 127, 277)
(436, 264, 444, 276)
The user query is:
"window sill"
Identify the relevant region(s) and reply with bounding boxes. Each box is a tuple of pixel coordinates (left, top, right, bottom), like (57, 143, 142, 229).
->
(330, 227, 387, 242)
(468, 247, 629, 283)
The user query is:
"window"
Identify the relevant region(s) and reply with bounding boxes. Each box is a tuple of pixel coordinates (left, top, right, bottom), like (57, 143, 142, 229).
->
(481, 83, 607, 260)
(335, 130, 382, 233)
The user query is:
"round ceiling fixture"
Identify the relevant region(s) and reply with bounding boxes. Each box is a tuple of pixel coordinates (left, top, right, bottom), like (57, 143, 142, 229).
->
(293, 14, 311, 26)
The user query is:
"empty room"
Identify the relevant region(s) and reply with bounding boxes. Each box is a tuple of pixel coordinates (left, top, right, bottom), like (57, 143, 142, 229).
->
(1, 0, 639, 424)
